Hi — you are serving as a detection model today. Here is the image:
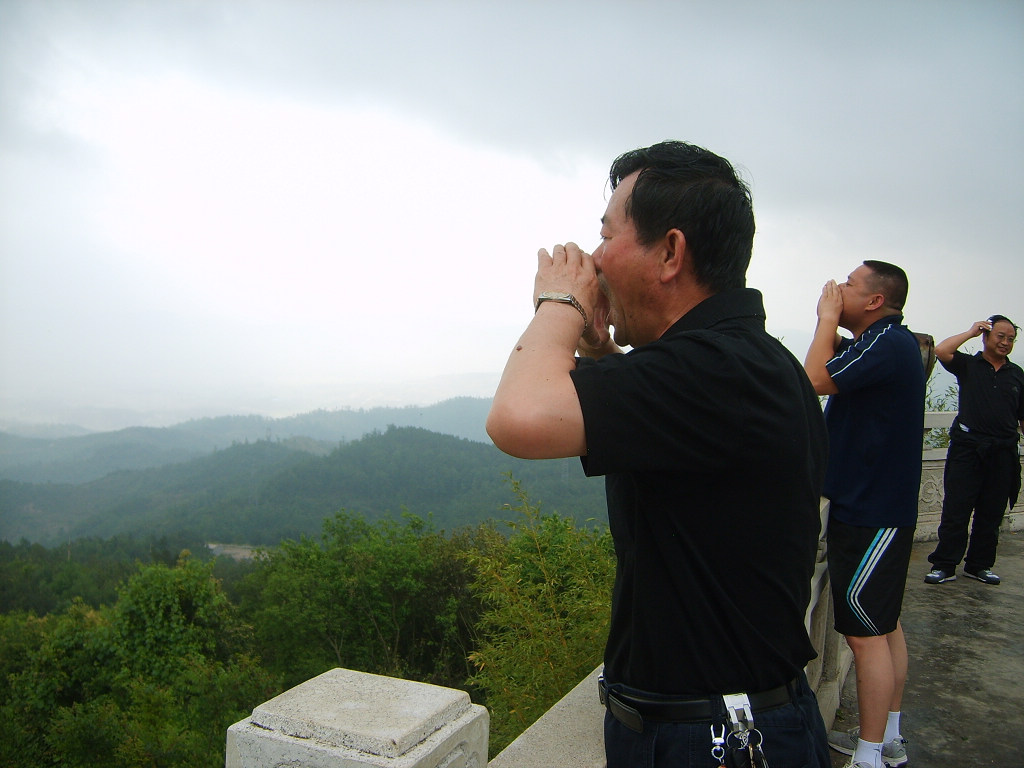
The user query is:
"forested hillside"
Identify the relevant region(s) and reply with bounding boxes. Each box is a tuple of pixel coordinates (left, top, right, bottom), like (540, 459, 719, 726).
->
(1, 426, 607, 546)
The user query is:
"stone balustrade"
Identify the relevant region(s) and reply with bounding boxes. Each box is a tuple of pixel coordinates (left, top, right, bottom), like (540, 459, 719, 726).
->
(226, 413, 1023, 767)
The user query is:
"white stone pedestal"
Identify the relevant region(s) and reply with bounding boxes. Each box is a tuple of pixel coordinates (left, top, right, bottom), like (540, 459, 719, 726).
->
(226, 668, 488, 768)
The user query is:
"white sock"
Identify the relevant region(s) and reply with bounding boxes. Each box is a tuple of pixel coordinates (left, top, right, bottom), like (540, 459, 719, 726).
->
(853, 738, 883, 768)
(884, 710, 901, 743)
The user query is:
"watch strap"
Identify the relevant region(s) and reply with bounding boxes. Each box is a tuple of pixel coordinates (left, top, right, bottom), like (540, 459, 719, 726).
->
(535, 291, 589, 330)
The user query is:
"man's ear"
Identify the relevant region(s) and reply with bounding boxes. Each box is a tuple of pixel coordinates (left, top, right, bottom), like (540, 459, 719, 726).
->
(866, 293, 886, 311)
(660, 229, 687, 283)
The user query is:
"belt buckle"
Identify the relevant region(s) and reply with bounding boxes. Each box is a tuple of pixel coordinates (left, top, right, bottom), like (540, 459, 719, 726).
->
(722, 692, 754, 732)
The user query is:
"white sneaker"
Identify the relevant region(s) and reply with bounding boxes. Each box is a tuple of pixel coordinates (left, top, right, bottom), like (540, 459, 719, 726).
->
(827, 725, 908, 766)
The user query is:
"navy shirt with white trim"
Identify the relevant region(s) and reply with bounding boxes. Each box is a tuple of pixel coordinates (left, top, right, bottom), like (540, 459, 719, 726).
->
(823, 314, 926, 528)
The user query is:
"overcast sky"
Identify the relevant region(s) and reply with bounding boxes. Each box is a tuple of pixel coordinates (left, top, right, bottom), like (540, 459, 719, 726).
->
(1, 0, 1021, 429)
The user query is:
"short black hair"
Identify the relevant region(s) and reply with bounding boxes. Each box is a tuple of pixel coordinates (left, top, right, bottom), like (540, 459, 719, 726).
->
(862, 260, 909, 311)
(608, 141, 754, 293)
(986, 315, 1019, 333)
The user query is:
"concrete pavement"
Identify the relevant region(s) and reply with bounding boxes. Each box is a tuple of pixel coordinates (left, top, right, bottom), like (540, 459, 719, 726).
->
(829, 529, 1024, 768)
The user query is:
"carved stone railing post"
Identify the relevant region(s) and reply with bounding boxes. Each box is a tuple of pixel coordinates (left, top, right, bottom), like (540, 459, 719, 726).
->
(226, 668, 488, 768)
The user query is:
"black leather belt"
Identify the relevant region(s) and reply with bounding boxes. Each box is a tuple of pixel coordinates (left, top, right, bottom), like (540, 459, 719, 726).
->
(598, 675, 794, 733)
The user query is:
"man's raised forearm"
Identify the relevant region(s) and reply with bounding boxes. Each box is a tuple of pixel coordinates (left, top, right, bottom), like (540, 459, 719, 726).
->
(486, 301, 588, 460)
(935, 322, 988, 362)
(804, 279, 843, 395)
(804, 321, 841, 395)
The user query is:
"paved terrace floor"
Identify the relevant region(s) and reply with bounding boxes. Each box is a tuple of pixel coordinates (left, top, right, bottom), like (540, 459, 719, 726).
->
(829, 529, 1023, 768)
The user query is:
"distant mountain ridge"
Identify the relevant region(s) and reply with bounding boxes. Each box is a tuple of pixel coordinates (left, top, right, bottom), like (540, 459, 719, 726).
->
(0, 397, 492, 484)
(0, 425, 607, 547)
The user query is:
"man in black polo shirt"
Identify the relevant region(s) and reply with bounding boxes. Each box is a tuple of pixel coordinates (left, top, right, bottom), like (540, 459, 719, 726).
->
(926, 315, 1024, 586)
(487, 141, 830, 768)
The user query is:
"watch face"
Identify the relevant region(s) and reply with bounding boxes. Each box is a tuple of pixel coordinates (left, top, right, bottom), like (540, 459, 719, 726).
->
(535, 291, 587, 328)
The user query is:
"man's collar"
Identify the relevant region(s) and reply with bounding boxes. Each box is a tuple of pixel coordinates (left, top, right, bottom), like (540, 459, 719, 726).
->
(977, 350, 1013, 371)
(859, 313, 904, 337)
(664, 288, 766, 334)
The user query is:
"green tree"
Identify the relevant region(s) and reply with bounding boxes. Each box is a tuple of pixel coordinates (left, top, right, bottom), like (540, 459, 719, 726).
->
(0, 610, 61, 761)
(466, 477, 615, 754)
(110, 552, 241, 684)
(241, 511, 482, 690)
(1, 555, 276, 768)
(1, 599, 116, 763)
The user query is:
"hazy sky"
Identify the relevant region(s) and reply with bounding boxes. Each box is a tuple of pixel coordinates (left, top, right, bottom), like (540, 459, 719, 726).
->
(1, 0, 1021, 429)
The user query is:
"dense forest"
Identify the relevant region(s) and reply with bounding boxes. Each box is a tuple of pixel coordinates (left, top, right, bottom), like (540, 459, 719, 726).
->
(0, 481, 615, 766)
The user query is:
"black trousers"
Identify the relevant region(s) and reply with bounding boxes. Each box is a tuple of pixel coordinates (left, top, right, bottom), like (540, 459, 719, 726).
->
(928, 438, 1020, 572)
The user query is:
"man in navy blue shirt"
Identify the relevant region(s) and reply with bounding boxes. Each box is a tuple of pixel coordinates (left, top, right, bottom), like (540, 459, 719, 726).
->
(804, 261, 925, 768)
(926, 316, 1024, 586)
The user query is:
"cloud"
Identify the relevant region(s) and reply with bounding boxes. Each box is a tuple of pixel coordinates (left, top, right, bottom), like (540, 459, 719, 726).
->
(1, 0, 1022, 427)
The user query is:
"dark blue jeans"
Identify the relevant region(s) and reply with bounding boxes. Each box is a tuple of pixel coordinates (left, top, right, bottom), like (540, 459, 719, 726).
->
(603, 672, 830, 768)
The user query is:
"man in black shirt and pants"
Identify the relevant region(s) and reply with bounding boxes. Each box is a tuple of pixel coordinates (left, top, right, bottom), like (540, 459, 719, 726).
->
(926, 315, 1024, 585)
(487, 141, 830, 767)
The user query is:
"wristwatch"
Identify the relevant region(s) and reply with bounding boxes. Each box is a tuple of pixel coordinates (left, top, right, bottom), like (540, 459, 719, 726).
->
(535, 291, 589, 330)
